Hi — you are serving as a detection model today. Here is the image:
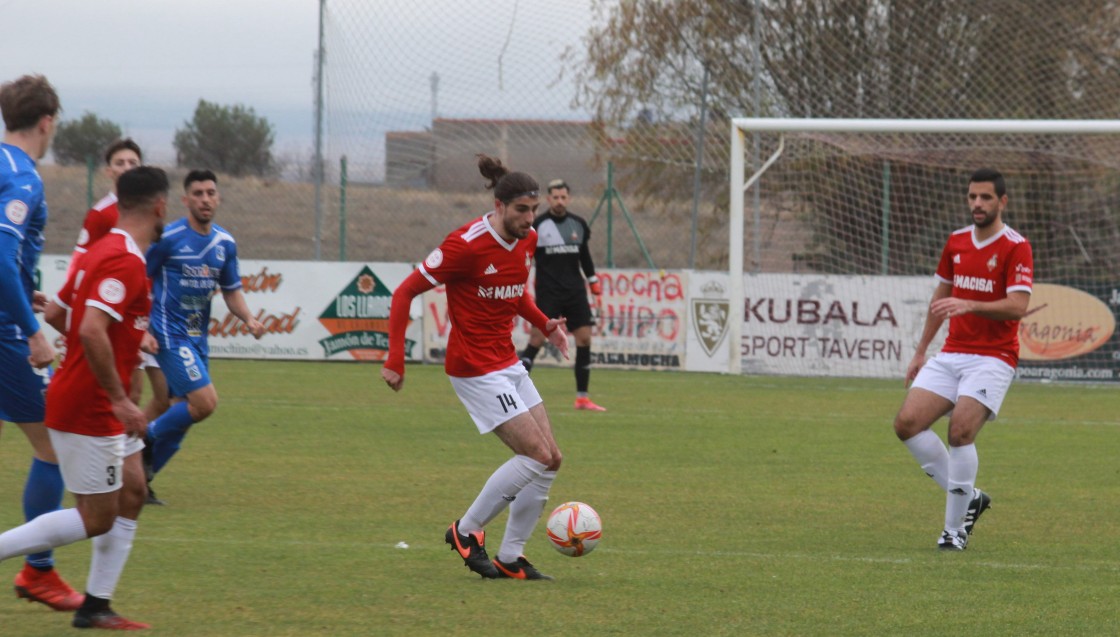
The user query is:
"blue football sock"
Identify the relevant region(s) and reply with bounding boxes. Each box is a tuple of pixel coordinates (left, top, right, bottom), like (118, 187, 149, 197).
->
(23, 458, 64, 569)
(149, 402, 196, 474)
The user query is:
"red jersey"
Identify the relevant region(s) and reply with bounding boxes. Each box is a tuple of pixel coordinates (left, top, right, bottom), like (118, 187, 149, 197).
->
(419, 214, 540, 377)
(66, 192, 118, 280)
(47, 229, 151, 437)
(935, 224, 1033, 367)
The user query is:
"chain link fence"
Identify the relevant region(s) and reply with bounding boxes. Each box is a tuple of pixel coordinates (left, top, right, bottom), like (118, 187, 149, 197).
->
(39, 0, 1120, 277)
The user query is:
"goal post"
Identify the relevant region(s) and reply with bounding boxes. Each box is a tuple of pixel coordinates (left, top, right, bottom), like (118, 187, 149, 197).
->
(728, 118, 1120, 376)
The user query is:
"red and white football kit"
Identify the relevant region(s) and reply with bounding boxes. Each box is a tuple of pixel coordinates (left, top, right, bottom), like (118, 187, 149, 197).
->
(934, 224, 1034, 367)
(65, 192, 119, 280)
(47, 228, 151, 437)
(385, 213, 551, 379)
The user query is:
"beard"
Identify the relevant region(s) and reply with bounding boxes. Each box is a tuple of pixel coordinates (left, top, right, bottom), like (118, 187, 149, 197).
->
(973, 209, 999, 228)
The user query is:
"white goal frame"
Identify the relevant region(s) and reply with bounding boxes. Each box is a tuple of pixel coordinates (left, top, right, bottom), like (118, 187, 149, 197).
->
(727, 117, 1120, 375)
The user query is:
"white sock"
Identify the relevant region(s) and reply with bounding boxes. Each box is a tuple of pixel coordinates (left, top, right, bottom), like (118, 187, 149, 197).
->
(903, 430, 950, 491)
(498, 470, 556, 563)
(87, 517, 138, 599)
(459, 455, 546, 533)
(945, 443, 978, 532)
(0, 509, 88, 561)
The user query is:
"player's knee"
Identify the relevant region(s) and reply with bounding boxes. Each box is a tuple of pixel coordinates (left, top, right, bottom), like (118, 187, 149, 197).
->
(547, 451, 563, 472)
(893, 410, 922, 441)
(80, 508, 119, 537)
(188, 393, 218, 421)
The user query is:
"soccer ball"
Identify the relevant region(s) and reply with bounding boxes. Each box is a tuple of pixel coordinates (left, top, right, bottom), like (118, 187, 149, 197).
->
(545, 501, 602, 557)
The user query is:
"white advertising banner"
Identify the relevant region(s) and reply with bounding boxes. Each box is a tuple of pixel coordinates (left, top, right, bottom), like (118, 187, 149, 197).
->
(738, 273, 943, 378)
(38, 255, 423, 362)
(422, 268, 688, 371)
(684, 271, 732, 373)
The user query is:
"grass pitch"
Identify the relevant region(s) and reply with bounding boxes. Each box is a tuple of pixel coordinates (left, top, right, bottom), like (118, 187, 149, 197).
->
(2, 361, 1118, 636)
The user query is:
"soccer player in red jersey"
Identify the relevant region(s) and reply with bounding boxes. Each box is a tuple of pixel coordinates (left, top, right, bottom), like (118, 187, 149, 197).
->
(893, 168, 1034, 552)
(67, 139, 170, 437)
(0, 166, 169, 630)
(382, 155, 569, 580)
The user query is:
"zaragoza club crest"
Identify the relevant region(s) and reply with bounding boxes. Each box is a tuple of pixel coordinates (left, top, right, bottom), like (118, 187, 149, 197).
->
(318, 266, 414, 361)
(691, 281, 730, 357)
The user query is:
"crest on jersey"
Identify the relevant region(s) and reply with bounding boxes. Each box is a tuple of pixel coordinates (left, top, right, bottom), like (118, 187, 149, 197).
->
(987, 254, 998, 271)
(691, 281, 729, 357)
(953, 254, 960, 264)
(216, 246, 226, 262)
(425, 248, 444, 269)
(98, 278, 126, 304)
(525, 252, 531, 270)
(5, 200, 28, 225)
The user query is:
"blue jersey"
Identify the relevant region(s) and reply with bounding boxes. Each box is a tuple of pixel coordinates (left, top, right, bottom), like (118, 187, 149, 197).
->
(0, 143, 48, 339)
(148, 218, 242, 353)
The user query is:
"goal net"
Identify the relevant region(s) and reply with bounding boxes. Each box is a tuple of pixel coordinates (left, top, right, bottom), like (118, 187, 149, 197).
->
(727, 119, 1120, 381)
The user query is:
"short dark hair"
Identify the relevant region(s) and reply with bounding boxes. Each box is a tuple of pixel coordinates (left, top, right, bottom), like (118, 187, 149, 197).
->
(547, 179, 570, 194)
(970, 168, 1006, 197)
(117, 166, 169, 212)
(184, 169, 218, 191)
(0, 74, 61, 132)
(104, 138, 142, 165)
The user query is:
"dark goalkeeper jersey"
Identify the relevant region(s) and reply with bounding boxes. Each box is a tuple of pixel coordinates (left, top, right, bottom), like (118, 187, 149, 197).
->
(532, 210, 596, 296)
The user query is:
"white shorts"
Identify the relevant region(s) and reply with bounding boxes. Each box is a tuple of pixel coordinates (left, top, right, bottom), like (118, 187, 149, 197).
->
(48, 430, 145, 495)
(138, 351, 160, 369)
(448, 362, 543, 434)
(912, 352, 1015, 420)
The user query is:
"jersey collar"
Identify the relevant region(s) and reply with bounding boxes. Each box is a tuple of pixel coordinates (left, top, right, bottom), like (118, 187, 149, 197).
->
(110, 227, 147, 263)
(971, 224, 1008, 249)
(483, 212, 517, 251)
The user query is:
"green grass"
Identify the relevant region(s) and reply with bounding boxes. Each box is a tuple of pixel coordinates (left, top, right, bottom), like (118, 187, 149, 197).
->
(2, 361, 1118, 636)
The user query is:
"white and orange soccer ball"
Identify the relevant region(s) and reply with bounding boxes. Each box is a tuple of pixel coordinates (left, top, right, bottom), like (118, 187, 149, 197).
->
(545, 501, 602, 557)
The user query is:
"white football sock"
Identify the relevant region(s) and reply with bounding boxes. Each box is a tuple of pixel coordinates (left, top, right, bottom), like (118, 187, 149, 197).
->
(87, 517, 138, 599)
(459, 455, 546, 533)
(945, 443, 978, 532)
(0, 509, 88, 561)
(903, 430, 950, 491)
(497, 470, 556, 563)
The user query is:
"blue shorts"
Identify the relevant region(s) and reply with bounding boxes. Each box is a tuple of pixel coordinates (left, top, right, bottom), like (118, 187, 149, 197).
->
(0, 337, 50, 422)
(154, 337, 211, 398)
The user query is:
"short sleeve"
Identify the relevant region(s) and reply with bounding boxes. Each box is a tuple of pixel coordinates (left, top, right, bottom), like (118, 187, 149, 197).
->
(85, 254, 146, 322)
(1006, 241, 1033, 295)
(77, 208, 115, 249)
(934, 239, 954, 284)
(219, 239, 242, 290)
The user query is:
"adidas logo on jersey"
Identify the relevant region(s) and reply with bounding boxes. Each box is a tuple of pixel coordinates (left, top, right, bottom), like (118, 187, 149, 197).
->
(178, 245, 193, 253)
(484, 264, 498, 275)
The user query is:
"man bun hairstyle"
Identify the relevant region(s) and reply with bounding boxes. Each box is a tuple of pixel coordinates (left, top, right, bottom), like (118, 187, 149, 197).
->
(117, 166, 170, 212)
(477, 154, 538, 203)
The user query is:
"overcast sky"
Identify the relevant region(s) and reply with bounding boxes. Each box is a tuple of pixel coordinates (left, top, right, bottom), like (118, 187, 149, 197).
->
(1, 0, 598, 174)
(1, 0, 321, 162)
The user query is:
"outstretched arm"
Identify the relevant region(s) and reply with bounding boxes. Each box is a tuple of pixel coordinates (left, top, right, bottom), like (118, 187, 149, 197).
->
(518, 293, 569, 360)
(221, 288, 265, 339)
(381, 270, 436, 391)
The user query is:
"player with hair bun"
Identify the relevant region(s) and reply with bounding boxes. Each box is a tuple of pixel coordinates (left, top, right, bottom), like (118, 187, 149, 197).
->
(382, 154, 568, 580)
